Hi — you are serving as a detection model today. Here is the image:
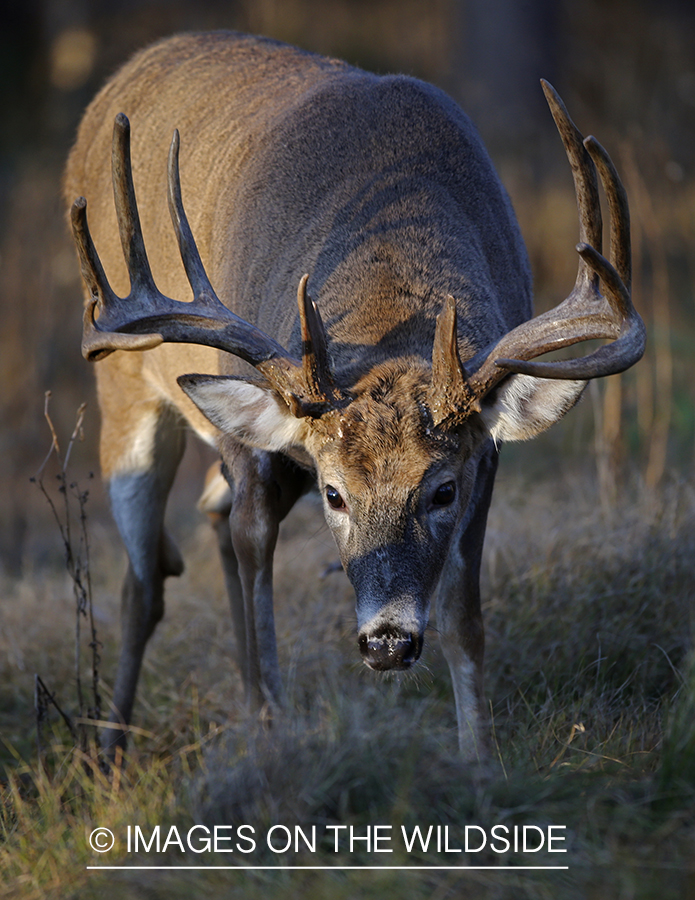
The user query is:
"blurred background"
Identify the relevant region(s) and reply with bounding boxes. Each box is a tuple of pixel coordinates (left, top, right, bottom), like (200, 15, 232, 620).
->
(0, 0, 693, 575)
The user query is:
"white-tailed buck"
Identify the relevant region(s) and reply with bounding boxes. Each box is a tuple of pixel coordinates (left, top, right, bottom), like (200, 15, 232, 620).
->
(65, 31, 644, 759)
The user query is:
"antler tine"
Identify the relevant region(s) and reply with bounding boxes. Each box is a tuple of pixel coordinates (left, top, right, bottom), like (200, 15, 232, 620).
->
(111, 113, 158, 295)
(73, 194, 166, 361)
(429, 296, 478, 427)
(541, 79, 602, 293)
(72, 198, 122, 345)
(297, 274, 338, 404)
(167, 129, 223, 307)
(463, 81, 645, 398)
(71, 197, 113, 304)
(583, 134, 631, 298)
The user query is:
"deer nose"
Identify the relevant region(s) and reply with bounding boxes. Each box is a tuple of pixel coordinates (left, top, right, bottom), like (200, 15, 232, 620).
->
(358, 631, 422, 670)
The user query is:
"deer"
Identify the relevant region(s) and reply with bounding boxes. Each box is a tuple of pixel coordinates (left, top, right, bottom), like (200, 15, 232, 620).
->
(64, 30, 644, 760)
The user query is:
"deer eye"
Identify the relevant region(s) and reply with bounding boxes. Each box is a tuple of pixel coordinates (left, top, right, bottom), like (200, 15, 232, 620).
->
(432, 481, 456, 507)
(325, 485, 346, 510)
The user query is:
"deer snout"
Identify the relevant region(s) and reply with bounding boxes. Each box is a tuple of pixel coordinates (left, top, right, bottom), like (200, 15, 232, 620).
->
(358, 628, 423, 670)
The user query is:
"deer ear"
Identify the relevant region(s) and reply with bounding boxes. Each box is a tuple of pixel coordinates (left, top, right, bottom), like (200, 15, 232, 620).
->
(178, 374, 308, 452)
(479, 374, 586, 442)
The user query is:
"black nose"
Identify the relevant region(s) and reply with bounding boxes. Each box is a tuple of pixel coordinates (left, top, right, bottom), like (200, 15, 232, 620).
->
(358, 631, 422, 670)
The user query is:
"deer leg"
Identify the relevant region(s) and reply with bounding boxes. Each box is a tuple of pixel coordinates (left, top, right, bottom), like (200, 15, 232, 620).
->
(221, 441, 311, 709)
(436, 439, 499, 761)
(100, 399, 185, 754)
(197, 462, 247, 683)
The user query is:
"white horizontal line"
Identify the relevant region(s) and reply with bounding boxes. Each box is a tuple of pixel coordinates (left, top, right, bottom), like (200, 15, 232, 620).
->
(87, 865, 569, 871)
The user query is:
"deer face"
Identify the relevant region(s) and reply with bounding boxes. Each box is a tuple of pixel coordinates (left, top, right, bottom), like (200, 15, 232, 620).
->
(181, 357, 489, 670)
(306, 360, 487, 669)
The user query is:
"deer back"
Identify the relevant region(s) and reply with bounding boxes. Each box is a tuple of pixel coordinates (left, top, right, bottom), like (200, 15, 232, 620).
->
(64, 30, 532, 398)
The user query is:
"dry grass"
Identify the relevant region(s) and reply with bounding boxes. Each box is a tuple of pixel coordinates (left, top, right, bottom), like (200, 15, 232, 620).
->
(1, 442, 693, 899)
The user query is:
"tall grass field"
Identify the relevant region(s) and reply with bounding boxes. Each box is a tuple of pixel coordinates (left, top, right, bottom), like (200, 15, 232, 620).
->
(1, 415, 693, 899)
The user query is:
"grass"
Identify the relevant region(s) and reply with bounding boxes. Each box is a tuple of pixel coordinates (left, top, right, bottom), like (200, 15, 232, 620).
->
(0, 444, 693, 899)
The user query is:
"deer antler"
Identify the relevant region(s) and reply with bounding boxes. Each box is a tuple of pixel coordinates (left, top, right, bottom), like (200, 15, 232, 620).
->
(430, 80, 645, 427)
(72, 114, 340, 417)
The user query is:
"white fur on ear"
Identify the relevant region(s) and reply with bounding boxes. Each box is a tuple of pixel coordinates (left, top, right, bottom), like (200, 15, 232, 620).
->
(480, 374, 586, 443)
(178, 374, 307, 452)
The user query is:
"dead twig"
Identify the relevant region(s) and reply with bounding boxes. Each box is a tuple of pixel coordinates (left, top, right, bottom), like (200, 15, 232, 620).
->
(31, 393, 101, 763)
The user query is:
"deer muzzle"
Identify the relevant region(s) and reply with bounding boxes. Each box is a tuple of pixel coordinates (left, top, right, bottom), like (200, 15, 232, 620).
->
(358, 627, 423, 670)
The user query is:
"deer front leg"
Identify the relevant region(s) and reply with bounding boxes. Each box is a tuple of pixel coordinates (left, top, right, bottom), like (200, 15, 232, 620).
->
(198, 462, 248, 683)
(436, 440, 499, 761)
(100, 400, 186, 756)
(221, 440, 311, 709)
